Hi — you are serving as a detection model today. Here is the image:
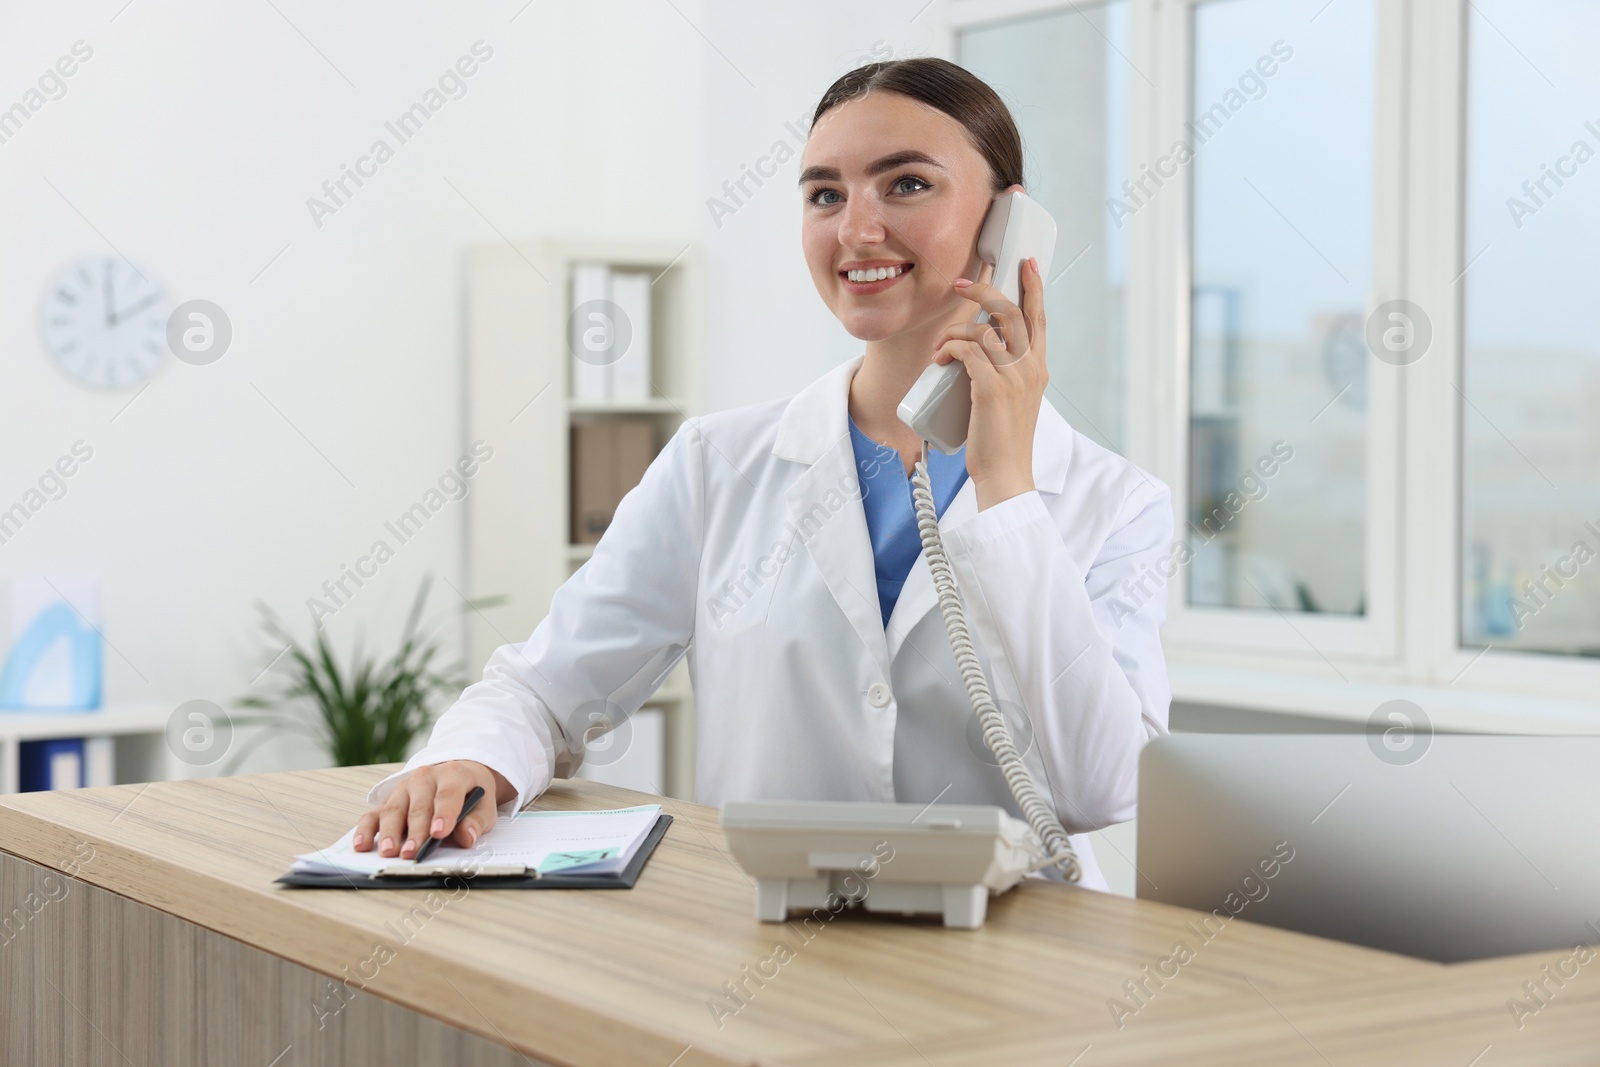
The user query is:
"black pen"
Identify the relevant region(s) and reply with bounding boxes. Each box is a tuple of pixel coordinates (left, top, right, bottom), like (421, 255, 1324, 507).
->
(412, 785, 485, 865)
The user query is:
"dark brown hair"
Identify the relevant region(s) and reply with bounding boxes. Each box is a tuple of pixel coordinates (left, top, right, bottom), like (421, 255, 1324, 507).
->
(810, 57, 1023, 194)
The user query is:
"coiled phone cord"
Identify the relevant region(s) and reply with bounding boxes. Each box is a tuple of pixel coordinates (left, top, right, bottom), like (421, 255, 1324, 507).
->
(911, 442, 1082, 882)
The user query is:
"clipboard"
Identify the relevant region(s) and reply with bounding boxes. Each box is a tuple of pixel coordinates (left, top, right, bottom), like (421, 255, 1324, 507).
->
(274, 812, 672, 890)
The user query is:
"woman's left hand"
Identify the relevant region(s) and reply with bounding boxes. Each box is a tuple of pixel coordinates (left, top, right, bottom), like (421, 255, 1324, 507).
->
(932, 254, 1049, 511)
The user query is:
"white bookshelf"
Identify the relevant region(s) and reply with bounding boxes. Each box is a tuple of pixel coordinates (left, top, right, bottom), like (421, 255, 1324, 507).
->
(463, 238, 703, 800)
(0, 701, 174, 794)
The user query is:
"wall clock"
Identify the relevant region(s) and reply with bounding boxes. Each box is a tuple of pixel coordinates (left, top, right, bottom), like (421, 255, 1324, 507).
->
(40, 256, 171, 390)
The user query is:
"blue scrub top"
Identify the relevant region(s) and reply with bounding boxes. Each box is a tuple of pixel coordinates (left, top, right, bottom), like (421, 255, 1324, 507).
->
(848, 416, 969, 627)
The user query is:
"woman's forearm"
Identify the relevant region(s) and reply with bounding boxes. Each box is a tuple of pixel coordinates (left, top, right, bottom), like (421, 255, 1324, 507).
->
(943, 485, 1175, 830)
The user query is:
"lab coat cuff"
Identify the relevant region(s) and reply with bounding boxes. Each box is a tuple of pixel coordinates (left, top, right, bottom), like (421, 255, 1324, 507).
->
(364, 748, 541, 818)
(942, 489, 1055, 558)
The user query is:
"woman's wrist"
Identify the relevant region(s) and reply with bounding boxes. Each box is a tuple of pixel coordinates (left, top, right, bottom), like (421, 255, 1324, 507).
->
(974, 473, 1035, 511)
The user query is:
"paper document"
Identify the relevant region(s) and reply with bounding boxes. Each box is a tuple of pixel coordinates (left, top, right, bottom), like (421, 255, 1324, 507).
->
(292, 804, 663, 878)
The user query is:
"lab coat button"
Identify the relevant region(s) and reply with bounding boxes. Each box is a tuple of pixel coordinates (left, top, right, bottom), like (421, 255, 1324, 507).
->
(867, 683, 892, 708)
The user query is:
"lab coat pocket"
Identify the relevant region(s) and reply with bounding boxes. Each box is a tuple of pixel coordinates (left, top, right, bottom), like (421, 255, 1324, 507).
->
(697, 530, 796, 643)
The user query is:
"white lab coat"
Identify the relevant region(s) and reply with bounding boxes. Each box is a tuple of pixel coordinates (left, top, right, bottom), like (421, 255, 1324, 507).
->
(367, 354, 1173, 892)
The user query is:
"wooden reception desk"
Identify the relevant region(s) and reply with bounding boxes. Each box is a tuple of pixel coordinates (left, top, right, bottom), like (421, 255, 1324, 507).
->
(2, 765, 1597, 1066)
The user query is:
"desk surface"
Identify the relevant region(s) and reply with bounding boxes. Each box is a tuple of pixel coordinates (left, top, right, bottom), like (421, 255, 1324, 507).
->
(1, 765, 1596, 1066)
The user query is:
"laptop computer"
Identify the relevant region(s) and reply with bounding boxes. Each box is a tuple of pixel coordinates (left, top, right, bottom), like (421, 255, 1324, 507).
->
(1137, 733, 1600, 962)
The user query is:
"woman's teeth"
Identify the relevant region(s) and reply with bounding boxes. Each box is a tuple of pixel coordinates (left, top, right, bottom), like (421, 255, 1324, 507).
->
(846, 265, 909, 282)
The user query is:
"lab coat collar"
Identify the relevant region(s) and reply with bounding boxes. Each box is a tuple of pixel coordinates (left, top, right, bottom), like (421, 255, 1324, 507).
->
(774, 353, 1077, 669)
(772, 353, 1075, 494)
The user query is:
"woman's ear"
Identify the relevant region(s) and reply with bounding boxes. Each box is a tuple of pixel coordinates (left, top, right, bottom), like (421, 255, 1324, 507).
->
(997, 182, 1025, 198)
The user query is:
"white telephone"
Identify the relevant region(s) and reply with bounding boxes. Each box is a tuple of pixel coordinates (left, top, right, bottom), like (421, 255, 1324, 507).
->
(897, 189, 1058, 454)
(721, 190, 1075, 929)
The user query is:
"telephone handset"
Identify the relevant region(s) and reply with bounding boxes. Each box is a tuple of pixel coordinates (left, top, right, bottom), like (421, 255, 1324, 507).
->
(897, 189, 1059, 454)
(902, 189, 1081, 882)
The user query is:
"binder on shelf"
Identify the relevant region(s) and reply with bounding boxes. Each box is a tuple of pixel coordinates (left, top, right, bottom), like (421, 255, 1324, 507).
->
(86, 735, 114, 788)
(570, 419, 655, 543)
(609, 270, 653, 403)
(569, 263, 613, 403)
(19, 737, 84, 791)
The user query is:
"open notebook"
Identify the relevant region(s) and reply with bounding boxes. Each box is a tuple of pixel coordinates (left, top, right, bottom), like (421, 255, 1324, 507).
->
(280, 804, 668, 887)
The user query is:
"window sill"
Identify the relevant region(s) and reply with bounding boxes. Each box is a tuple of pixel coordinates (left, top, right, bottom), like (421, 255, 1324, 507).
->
(1168, 660, 1600, 734)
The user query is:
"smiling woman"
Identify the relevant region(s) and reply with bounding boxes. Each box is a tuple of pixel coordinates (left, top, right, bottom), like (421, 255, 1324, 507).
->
(353, 56, 1174, 900)
(797, 64, 1042, 501)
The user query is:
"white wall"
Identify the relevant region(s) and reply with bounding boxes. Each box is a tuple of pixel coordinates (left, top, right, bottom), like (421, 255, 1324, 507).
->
(0, 1, 950, 774)
(0, 0, 713, 772)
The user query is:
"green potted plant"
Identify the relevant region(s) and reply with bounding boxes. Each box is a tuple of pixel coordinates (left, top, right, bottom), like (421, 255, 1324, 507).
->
(222, 575, 500, 773)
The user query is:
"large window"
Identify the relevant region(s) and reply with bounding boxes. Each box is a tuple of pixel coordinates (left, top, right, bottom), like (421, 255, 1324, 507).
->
(1461, 0, 1600, 657)
(946, 0, 1600, 705)
(958, 0, 1130, 453)
(1188, 0, 1375, 615)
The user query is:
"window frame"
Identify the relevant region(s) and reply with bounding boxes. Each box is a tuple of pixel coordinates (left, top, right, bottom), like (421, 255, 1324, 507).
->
(1405, 0, 1600, 701)
(1146, 0, 1404, 666)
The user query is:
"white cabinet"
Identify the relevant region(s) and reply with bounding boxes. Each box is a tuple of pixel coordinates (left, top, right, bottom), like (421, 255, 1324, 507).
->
(0, 702, 174, 794)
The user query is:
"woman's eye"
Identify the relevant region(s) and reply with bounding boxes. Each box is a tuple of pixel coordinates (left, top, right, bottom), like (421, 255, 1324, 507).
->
(806, 176, 927, 206)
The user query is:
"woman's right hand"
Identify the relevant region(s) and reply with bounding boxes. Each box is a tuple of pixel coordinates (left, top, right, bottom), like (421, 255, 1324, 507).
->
(352, 760, 513, 859)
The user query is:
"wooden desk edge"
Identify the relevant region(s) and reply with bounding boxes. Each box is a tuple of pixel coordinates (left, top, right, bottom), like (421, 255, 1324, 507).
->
(0, 774, 758, 1067)
(5, 767, 1587, 1066)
